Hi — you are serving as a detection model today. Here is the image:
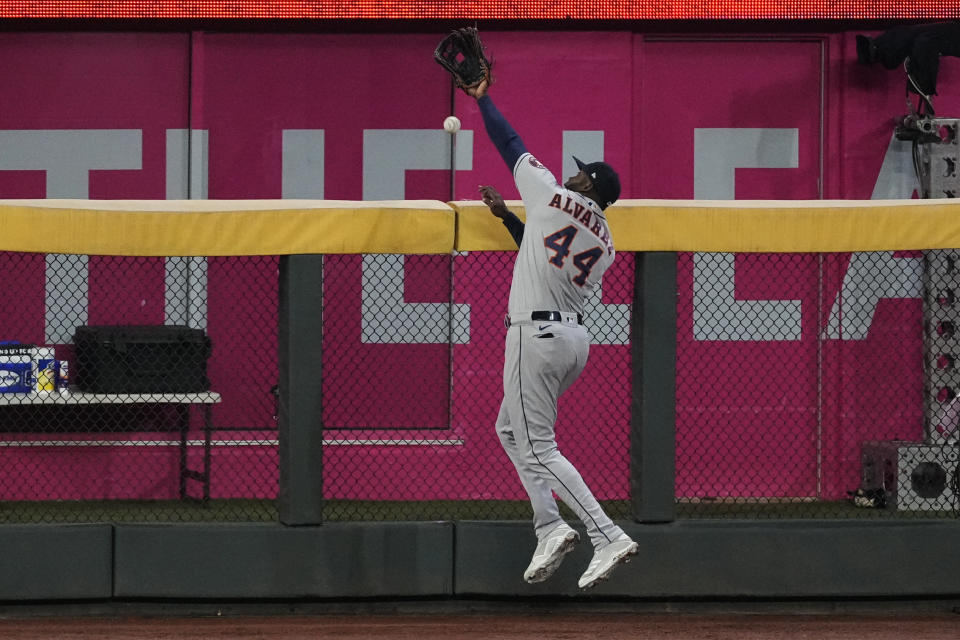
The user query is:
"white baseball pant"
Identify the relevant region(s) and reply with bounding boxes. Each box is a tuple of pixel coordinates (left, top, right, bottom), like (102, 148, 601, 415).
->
(495, 320, 626, 548)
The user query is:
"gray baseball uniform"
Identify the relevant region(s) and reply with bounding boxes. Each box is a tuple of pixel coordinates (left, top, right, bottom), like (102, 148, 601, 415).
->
(495, 151, 626, 549)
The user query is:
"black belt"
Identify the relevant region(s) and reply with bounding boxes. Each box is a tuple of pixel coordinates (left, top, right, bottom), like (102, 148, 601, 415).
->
(504, 311, 584, 328)
(531, 311, 583, 324)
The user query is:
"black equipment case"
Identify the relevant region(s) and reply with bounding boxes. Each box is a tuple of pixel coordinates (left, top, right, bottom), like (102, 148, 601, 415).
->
(73, 325, 211, 394)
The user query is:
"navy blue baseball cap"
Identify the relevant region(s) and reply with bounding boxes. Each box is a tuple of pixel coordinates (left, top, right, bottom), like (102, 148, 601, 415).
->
(573, 156, 621, 209)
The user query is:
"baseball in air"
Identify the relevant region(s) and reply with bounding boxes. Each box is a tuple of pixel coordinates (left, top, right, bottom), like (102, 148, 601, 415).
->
(443, 115, 461, 133)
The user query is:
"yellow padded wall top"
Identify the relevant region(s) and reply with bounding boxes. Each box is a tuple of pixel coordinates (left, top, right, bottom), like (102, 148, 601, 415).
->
(455, 199, 960, 253)
(605, 199, 960, 253)
(0, 199, 455, 256)
(4, 198, 960, 256)
(454, 201, 527, 251)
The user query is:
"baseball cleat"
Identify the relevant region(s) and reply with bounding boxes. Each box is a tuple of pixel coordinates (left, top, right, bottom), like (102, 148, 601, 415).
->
(577, 534, 638, 590)
(523, 522, 580, 584)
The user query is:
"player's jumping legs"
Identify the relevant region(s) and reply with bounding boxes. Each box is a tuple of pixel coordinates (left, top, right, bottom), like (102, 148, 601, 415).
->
(495, 399, 564, 534)
(497, 399, 582, 583)
(502, 324, 626, 549)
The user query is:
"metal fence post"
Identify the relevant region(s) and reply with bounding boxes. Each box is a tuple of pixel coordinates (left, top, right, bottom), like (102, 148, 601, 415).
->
(630, 251, 677, 522)
(278, 254, 325, 525)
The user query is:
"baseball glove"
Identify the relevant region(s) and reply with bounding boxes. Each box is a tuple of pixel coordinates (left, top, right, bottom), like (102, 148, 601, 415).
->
(433, 27, 493, 90)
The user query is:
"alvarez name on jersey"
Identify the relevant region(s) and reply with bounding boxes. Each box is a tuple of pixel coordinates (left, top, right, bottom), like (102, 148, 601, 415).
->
(509, 152, 615, 317)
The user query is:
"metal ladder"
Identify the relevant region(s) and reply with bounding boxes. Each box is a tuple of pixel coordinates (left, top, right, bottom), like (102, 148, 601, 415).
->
(899, 117, 960, 444)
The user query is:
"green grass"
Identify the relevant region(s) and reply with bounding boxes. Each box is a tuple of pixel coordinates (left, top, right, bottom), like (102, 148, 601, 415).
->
(0, 498, 954, 524)
(0, 499, 278, 524)
(676, 499, 957, 520)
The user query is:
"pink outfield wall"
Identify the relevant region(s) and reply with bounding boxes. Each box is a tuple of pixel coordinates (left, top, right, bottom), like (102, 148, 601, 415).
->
(0, 28, 955, 503)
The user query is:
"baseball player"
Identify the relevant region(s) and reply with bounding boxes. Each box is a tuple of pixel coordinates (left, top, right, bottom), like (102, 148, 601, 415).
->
(466, 77, 638, 589)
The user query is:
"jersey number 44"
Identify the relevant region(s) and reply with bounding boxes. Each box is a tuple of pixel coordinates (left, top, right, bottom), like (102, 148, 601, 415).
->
(544, 225, 604, 287)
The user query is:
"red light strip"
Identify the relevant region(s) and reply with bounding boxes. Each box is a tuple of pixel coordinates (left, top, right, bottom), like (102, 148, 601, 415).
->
(0, 1, 957, 20)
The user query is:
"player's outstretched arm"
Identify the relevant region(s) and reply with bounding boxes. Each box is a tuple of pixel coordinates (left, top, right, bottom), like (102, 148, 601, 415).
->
(480, 185, 524, 247)
(468, 82, 528, 173)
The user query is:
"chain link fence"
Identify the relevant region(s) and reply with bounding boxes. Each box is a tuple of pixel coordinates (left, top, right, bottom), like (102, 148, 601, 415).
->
(319, 252, 634, 522)
(677, 251, 956, 519)
(0, 248, 954, 523)
(0, 253, 279, 523)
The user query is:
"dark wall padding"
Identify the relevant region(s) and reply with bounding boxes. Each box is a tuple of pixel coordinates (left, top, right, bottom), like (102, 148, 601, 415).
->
(0, 525, 112, 600)
(6, 519, 960, 601)
(114, 522, 454, 598)
(454, 520, 960, 598)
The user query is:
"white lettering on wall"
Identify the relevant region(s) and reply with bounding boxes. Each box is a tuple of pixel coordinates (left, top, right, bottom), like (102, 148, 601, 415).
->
(165, 129, 209, 331)
(360, 129, 472, 344)
(822, 133, 922, 340)
(692, 128, 802, 340)
(822, 252, 923, 340)
(283, 130, 325, 199)
(0, 129, 142, 343)
(0, 125, 920, 346)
